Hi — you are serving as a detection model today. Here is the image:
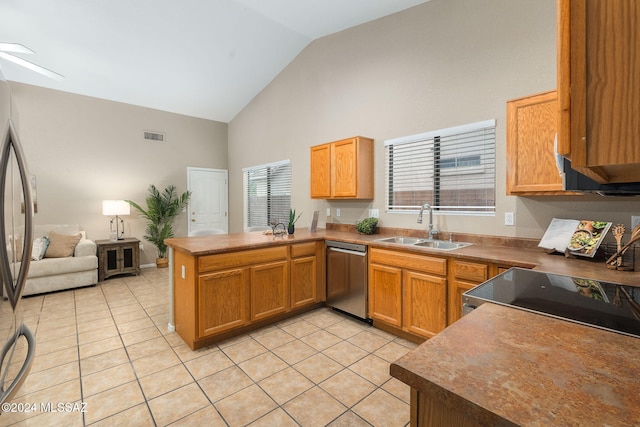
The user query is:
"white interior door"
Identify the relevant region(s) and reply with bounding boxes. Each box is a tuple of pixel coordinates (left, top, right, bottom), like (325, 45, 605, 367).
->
(187, 167, 228, 235)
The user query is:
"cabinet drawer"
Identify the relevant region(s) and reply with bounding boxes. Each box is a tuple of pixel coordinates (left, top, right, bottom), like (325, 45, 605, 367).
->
(290, 242, 317, 258)
(199, 246, 288, 273)
(451, 260, 489, 283)
(370, 248, 447, 276)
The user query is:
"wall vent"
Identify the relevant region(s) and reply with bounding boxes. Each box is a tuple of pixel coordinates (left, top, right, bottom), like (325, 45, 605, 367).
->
(144, 131, 165, 142)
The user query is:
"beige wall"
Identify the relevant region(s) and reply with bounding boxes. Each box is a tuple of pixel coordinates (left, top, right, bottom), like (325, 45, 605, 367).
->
(8, 0, 640, 258)
(10, 83, 228, 265)
(228, 0, 640, 239)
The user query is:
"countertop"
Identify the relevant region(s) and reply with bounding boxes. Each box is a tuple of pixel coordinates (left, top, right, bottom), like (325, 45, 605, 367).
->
(166, 229, 640, 424)
(390, 303, 640, 426)
(166, 228, 640, 287)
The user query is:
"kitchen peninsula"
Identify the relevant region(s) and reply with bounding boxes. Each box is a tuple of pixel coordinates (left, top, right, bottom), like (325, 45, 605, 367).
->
(167, 228, 640, 423)
(166, 227, 640, 348)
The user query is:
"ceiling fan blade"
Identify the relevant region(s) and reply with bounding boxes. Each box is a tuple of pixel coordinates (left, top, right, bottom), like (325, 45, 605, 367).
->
(0, 43, 34, 54)
(0, 52, 64, 81)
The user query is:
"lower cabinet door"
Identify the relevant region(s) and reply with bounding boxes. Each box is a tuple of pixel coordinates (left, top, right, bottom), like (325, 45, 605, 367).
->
(403, 271, 447, 339)
(251, 261, 289, 321)
(198, 268, 249, 338)
(448, 279, 477, 325)
(369, 263, 403, 327)
(291, 256, 317, 309)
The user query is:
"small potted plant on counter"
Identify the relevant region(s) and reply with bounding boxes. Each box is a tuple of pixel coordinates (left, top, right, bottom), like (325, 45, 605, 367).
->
(356, 217, 378, 235)
(288, 209, 302, 235)
(127, 184, 190, 268)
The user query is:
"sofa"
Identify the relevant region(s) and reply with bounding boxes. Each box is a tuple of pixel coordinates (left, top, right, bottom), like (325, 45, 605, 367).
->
(17, 224, 98, 296)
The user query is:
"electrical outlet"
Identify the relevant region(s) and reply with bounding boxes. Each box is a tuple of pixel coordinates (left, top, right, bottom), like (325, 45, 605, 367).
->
(326, 207, 331, 216)
(369, 209, 379, 218)
(505, 212, 515, 226)
(632, 216, 640, 230)
(336, 208, 341, 217)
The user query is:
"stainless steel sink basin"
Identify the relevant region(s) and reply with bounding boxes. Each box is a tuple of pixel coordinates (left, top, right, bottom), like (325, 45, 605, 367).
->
(375, 236, 472, 250)
(414, 240, 472, 250)
(375, 236, 427, 245)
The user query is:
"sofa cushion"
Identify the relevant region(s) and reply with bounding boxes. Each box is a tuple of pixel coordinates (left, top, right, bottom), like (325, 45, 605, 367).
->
(25, 255, 98, 279)
(32, 236, 49, 261)
(45, 231, 82, 258)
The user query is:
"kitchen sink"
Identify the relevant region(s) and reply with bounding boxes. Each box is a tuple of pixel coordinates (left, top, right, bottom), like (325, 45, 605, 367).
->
(375, 236, 427, 245)
(375, 236, 472, 250)
(414, 240, 472, 250)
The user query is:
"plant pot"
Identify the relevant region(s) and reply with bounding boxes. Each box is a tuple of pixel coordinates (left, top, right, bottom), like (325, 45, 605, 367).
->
(156, 257, 169, 268)
(287, 225, 295, 235)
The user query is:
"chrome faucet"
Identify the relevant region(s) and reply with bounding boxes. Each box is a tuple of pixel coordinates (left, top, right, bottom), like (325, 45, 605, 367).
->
(417, 203, 437, 239)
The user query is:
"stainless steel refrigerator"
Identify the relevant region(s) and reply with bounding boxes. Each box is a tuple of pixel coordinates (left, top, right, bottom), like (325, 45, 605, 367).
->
(0, 70, 36, 404)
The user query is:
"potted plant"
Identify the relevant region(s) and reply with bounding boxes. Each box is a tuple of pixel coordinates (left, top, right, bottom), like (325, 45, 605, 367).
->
(288, 209, 302, 234)
(126, 184, 190, 268)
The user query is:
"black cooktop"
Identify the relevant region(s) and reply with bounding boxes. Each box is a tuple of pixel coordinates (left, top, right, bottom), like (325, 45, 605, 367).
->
(463, 268, 640, 338)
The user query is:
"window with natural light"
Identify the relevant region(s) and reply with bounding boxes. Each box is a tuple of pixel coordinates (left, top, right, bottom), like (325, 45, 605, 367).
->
(384, 120, 496, 215)
(243, 159, 292, 228)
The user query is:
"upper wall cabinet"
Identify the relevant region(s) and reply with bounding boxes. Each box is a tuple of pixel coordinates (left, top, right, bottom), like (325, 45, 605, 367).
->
(557, 0, 640, 183)
(506, 91, 572, 195)
(310, 136, 374, 199)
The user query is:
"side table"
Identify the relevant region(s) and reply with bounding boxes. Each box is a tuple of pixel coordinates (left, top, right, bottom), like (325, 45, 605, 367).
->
(96, 238, 141, 282)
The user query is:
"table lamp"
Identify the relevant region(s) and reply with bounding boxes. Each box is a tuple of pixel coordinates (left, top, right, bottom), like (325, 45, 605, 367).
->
(102, 200, 130, 240)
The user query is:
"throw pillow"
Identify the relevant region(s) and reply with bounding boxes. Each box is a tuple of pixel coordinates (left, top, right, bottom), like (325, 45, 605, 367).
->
(44, 231, 82, 258)
(31, 236, 50, 261)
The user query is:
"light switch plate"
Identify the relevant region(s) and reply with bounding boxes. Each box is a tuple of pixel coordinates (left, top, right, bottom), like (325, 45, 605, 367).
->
(326, 207, 331, 216)
(336, 208, 341, 217)
(369, 209, 379, 218)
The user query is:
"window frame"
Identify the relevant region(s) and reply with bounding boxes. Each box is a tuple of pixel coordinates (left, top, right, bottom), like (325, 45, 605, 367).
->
(243, 159, 292, 229)
(384, 119, 496, 216)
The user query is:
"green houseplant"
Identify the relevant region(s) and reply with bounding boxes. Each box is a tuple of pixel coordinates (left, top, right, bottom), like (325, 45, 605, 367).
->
(356, 217, 378, 235)
(126, 184, 190, 267)
(288, 209, 302, 234)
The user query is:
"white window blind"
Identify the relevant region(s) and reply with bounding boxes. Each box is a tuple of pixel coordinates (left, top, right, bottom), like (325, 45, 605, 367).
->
(384, 120, 496, 215)
(243, 159, 292, 228)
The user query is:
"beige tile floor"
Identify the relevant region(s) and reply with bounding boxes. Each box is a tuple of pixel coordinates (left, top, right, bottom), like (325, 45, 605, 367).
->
(0, 267, 417, 426)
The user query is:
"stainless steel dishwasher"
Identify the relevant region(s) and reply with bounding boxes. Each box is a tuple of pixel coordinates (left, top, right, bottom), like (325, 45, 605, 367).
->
(326, 240, 370, 323)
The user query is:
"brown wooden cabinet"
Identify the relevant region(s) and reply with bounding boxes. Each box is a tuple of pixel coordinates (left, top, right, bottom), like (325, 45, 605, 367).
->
(250, 261, 289, 321)
(198, 267, 249, 337)
(173, 241, 324, 349)
(310, 136, 374, 199)
(310, 143, 331, 198)
(369, 248, 447, 340)
(447, 260, 518, 324)
(369, 262, 403, 327)
(403, 270, 447, 339)
(506, 91, 571, 195)
(290, 242, 322, 309)
(557, 0, 640, 183)
(448, 259, 490, 324)
(96, 238, 140, 282)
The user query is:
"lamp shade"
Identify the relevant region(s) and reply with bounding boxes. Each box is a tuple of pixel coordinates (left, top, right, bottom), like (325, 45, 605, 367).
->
(102, 200, 130, 216)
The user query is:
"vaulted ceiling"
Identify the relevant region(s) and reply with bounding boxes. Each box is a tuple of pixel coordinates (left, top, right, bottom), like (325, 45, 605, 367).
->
(0, 0, 428, 122)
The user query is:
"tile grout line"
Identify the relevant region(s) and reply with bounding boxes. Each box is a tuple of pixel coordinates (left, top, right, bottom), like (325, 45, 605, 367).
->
(105, 277, 160, 427)
(5, 270, 413, 426)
